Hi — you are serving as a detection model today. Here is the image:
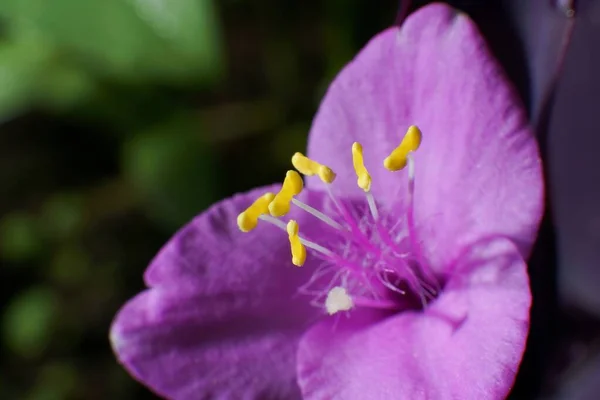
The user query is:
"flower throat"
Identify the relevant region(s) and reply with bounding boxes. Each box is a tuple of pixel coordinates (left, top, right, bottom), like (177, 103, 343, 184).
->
(237, 125, 440, 315)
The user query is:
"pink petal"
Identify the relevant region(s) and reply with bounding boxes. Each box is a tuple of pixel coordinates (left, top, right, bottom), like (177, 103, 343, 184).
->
(144, 184, 323, 292)
(305, 4, 543, 270)
(112, 185, 332, 398)
(111, 286, 308, 399)
(297, 238, 531, 400)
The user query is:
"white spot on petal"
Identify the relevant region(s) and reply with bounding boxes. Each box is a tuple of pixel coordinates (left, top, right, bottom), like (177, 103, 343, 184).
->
(325, 286, 354, 315)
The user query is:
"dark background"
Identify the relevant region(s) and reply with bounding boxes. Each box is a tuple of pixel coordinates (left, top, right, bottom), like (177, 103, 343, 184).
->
(0, 1, 400, 399)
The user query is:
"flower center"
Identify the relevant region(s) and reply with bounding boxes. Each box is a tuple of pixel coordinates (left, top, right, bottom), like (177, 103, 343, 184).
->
(237, 125, 440, 315)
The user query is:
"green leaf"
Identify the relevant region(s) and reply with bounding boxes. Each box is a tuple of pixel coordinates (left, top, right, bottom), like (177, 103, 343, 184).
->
(122, 117, 218, 228)
(49, 246, 90, 287)
(133, 0, 223, 77)
(39, 193, 84, 240)
(0, 0, 223, 82)
(37, 62, 95, 111)
(26, 362, 78, 400)
(2, 287, 58, 358)
(0, 212, 43, 262)
(0, 36, 52, 119)
(0, 32, 93, 116)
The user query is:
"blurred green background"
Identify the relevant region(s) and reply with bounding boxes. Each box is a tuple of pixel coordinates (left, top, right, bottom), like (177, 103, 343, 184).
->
(0, 1, 396, 398)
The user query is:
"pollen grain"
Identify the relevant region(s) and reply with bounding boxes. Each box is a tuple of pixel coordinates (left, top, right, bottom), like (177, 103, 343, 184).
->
(383, 125, 422, 171)
(292, 152, 336, 184)
(269, 170, 304, 217)
(287, 220, 306, 267)
(237, 193, 275, 232)
(352, 142, 372, 192)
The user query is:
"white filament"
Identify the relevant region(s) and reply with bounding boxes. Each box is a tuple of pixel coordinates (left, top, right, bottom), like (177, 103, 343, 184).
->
(291, 198, 344, 231)
(259, 214, 334, 257)
(366, 191, 379, 221)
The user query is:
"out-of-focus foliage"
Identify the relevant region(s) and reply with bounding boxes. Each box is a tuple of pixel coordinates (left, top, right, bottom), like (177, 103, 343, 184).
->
(0, 1, 396, 398)
(122, 117, 217, 228)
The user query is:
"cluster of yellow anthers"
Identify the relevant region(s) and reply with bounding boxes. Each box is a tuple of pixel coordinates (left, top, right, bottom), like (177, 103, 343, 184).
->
(236, 125, 422, 268)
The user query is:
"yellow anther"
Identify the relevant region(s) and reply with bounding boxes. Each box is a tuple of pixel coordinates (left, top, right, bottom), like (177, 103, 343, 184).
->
(383, 125, 423, 171)
(287, 220, 306, 267)
(269, 170, 304, 217)
(237, 193, 275, 232)
(291, 152, 336, 184)
(351, 142, 371, 192)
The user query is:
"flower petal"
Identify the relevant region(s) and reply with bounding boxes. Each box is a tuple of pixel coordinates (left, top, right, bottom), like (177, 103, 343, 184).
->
(113, 185, 333, 398)
(111, 286, 309, 399)
(306, 4, 543, 265)
(144, 184, 327, 292)
(297, 238, 531, 400)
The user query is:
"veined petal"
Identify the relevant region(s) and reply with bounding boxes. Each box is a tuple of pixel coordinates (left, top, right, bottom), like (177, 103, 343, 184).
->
(111, 286, 310, 400)
(144, 184, 326, 292)
(305, 4, 543, 268)
(297, 238, 531, 400)
(112, 185, 333, 398)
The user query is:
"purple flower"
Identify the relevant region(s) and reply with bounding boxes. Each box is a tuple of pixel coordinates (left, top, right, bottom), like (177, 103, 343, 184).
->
(110, 4, 543, 399)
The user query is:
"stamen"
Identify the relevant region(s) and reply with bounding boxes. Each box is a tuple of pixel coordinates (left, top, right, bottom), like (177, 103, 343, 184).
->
(383, 125, 422, 171)
(365, 191, 379, 221)
(302, 239, 335, 257)
(382, 129, 440, 298)
(322, 186, 377, 252)
(380, 270, 406, 295)
(293, 185, 381, 255)
(324, 184, 343, 211)
(240, 124, 439, 316)
(299, 267, 346, 298)
(259, 215, 334, 258)
(258, 214, 287, 230)
(269, 170, 303, 217)
(321, 187, 376, 252)
(406, 153, 440, 294)
(291, 198, 344, 231)
(351, 142, 372, 192)
(237, 192, 275, 232)
(287, 220, 306, 267)
(334, 203, 383, 255)
(408, 152, 416, 182)
(351, 140, 382, 227)
(292, 152, 336, 184)
(298, 265, 339, 294)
